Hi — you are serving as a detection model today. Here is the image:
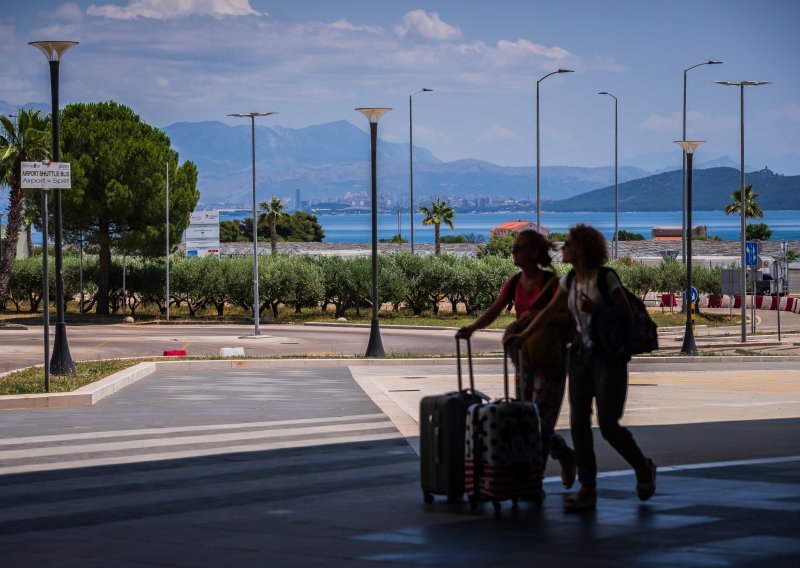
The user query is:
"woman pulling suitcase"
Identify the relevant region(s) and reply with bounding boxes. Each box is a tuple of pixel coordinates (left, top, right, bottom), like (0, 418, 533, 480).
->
(505, 224, 656, 511)
(457, 229, 576, 497)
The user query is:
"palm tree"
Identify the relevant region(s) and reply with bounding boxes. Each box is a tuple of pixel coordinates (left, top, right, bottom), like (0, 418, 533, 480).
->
(0, 110, 51, 305)
(259, 196, 287, 255)
(419, 199, 455, 255)
(724, 184, 764, 219)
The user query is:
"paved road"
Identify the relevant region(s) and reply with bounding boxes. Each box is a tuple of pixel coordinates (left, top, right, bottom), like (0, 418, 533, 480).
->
(0, 323, 505, 374)
(1, 363, 798, 567)
(3, 310, 800, 374)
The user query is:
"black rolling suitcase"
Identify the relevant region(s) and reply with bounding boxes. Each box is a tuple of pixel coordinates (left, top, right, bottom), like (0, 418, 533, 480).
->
(420, 337, 486, 504)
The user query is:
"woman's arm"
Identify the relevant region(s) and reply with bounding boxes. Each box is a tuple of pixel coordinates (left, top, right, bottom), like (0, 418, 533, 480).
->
(456, 281, 512, 339)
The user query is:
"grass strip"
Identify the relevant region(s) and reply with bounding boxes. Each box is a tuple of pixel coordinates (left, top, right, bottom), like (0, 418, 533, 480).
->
(0, 359, 147, 396)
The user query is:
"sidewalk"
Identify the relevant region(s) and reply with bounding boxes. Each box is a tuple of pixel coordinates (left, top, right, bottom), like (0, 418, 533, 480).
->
(1, 361, 799, 567)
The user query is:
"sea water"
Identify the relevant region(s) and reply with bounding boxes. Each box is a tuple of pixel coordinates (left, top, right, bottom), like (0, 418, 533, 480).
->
(221, 209, 800, 243)
(27, 210, 800, 245)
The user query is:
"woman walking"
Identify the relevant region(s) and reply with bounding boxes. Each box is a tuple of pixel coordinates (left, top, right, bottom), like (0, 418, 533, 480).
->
(457, 229, 576, 495)
(505, 224, 656, 511)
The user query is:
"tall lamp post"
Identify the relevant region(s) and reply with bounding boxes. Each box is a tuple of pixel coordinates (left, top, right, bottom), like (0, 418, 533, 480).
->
(682, 61, 722, 265)
(165, 162, 170, 322)
(675, 140, 704, 355)
(409, 88, 432, 254)
(598, 91, 618, 258)
(228, 112, 277, 336)
(30, 40, 78, 375)
(714, 80, 770, 343)
(536, 69, 573, 233)
(356, 107, 391, 358)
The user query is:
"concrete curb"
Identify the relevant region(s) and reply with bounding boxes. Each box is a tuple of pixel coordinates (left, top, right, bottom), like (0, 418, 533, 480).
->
(2, 354, 798, 410)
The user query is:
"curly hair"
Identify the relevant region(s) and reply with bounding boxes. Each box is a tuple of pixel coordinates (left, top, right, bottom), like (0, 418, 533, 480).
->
(516, 229, 556, 267)
(567, 224, 608, 269)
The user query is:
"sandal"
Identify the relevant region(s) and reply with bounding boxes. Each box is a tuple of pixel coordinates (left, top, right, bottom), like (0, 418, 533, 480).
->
(564, 487, 596, 511)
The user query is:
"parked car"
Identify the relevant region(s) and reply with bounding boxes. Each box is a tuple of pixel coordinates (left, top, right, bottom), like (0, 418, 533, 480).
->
(754, 272, 789, 295)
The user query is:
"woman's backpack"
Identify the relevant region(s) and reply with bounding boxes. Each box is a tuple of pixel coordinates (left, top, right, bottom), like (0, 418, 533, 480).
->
(566, 267, 659, 357)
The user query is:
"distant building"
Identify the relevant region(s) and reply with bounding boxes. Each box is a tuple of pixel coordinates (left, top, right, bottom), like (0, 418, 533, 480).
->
(651, 225, 707, 241)
(490, 220, 547, 238)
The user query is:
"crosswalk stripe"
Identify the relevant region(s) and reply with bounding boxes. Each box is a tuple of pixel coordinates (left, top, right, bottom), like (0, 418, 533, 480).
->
(0, 419, 397, 461)
(0, 431, 402, 475)
(0, 413, 387, 447)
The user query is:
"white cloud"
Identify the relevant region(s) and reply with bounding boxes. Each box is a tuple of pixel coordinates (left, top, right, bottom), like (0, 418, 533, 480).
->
(394, 10, 462, 41)
(479, 123, 519, 141)
(87, 0, 264, 20)
(639, 110, 738, 134)
(767, 103, 800, 123)
(640, 111, 681, 133)
(495, 39, 570, 62)
(37, 3, 85, 23)
(328, 19, 381, 34)
(153, 75, 170, 88)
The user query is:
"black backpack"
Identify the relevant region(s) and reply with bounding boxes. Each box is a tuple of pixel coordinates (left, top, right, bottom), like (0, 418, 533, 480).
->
(566, 267, 658, 356)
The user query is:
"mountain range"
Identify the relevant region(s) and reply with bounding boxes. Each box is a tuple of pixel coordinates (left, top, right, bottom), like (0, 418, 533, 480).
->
(162, 120, 655, 207)
(1, 100, 798, 211)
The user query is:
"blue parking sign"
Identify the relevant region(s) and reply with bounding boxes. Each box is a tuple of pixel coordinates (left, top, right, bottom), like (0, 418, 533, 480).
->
(745, 241, 758, 266)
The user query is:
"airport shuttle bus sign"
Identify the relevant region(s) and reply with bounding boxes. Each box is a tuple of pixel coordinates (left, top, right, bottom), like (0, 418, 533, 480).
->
(20, 161, 72, 189)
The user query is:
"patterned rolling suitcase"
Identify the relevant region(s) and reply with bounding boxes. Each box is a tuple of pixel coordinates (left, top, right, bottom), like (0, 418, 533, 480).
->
(420, 337, 487, 504)
(465, 349, 543, 512)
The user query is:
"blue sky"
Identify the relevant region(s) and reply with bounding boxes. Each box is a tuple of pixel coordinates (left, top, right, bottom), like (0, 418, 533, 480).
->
(2, 0, 799, 173)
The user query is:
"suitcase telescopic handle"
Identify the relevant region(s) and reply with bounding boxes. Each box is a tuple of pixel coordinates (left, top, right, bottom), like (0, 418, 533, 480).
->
(503, 348, 510, 401)
(456, 336, 476, 392)
(502, 346, 523, 402)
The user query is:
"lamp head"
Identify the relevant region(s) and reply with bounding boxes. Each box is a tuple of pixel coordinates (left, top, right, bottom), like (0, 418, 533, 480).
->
(422, 88, 433, 92)
(708, 60, 723, 65)
(29, 41, 78, 62)
(715, 81, 771, 87)
(356, 108, 392, 124)
(227, 112, 277, 118)
(557, 69, 575, 74)
(674, 140, 705, 155)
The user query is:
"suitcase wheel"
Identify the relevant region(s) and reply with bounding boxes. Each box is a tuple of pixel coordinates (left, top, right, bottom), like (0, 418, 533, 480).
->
(423, 493, 434, 504)
(469, 497, 479, 511)
(492, 500, 502, 514)
(446, 493, 462, 505)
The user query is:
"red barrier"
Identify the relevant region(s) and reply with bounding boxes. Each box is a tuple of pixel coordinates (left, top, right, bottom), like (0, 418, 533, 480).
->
(660, 293, 677, 307)
(163, 349, 187, 357)
(708, 295, 723, 308)
(733, 295, 741, 309)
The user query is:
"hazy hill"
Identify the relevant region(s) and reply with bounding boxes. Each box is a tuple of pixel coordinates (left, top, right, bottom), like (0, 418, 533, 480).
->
(549, 167, 800, 211)
(162, 120, 649, 207)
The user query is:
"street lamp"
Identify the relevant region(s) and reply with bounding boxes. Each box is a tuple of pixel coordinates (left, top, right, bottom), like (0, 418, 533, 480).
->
(356, 107, 391, 358)
(536, 69, 573, 233)
(30, 40, 78, 375)
(682, 61, 722, 265)
(409, 88, 432, 254)
(674, 140, 704, 355)
(714, 80, 771, 343)
(598, 91, 618, 259)
(228, 112, 277, 336)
